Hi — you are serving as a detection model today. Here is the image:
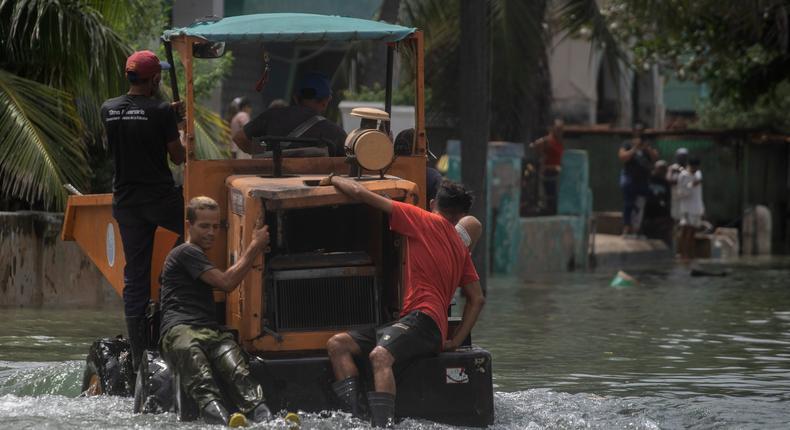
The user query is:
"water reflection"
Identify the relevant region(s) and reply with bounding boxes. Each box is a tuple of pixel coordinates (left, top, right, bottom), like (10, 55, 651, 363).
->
(474, 258, 790, 404)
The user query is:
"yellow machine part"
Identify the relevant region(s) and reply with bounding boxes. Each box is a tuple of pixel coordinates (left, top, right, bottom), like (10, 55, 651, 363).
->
(61, 194, 179, 301)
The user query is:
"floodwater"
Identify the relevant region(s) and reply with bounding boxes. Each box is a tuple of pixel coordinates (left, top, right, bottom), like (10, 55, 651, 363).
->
(1, 257, 790, 429)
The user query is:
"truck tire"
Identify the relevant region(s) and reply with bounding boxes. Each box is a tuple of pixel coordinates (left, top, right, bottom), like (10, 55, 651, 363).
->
(134, 350, 173, 414)
(81, 336, 135, 396)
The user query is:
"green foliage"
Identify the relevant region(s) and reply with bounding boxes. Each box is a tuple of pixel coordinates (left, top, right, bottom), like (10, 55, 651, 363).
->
(173, 51, 235, 102)
(0, 0, 234, 207)
(343, 82, 431, 107)
(106, 0, 166, 51)
(194, 104, 231, 159)
(0, 70, 89, 209)
(589, 0, 790, 106)
(401, 0, 554, 141)
(115, 0, 233, 154)
(400, 0, 461, 117)
(557, 0, 790, 130)
(697, 81, 790, 133)
(155, 55, 233, 159)
(0, 0, 137, 208)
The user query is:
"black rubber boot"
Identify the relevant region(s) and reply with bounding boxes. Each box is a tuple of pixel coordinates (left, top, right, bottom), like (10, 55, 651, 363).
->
(367, 392, 395, 428)
(125, 316, 147, 372)
(201, 399, 230, 425)
(212, 340, 267, 415)
(247, 402, 272, 423)
(332, 377, 365, 418)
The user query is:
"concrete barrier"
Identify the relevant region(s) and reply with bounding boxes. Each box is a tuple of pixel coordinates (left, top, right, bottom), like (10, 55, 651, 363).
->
(592, 233, 672, 268)
(517, 216, 582, 274)
(0, 212, 120, 307)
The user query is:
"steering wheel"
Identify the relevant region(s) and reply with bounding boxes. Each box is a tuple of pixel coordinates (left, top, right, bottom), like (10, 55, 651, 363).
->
(253, 135, 333, 177)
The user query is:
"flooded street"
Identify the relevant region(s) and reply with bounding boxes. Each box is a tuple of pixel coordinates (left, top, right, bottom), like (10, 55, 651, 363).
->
(2, 257, 790, 429)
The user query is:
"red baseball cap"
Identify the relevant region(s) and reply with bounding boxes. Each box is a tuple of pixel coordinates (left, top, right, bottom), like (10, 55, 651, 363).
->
(125, 50, 171, 80)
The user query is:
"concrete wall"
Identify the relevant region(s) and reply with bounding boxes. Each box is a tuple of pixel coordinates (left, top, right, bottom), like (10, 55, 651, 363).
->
(446, 143, 593, 274)
(445, 141, 525, 274)
(0, 212, 120, 308)
(511, 151, 592, 275)
(516, 216, 581, 274)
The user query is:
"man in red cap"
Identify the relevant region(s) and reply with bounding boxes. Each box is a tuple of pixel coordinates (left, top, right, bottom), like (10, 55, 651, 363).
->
(100, 50, 186, 372)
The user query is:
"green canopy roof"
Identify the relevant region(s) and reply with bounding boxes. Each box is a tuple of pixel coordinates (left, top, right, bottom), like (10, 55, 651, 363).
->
(163, 13, 416, 43)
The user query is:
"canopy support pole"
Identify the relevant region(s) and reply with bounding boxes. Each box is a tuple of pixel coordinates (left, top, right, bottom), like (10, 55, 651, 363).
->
(412, 32, 426, 156)
(385, 44, 394, 134)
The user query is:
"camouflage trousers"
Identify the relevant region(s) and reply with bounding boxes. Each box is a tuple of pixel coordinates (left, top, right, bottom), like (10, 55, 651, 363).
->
(160, 324, 265, 413)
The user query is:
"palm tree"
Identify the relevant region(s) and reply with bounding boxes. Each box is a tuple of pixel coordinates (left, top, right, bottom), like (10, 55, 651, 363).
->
(0, 0, 229, 210)
(400, 0, 621, 142)
(0, 0, 133, 209)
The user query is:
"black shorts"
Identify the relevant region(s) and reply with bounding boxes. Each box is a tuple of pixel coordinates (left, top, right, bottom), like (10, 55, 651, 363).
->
(349, 310, 441, 365)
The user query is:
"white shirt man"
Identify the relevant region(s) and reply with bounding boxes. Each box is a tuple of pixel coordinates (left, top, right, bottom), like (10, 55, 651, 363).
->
(677, 165, 704, 227)
(666, 148, 688, 222)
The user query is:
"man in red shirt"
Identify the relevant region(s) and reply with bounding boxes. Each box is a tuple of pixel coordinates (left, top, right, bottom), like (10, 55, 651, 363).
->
(324, 176, 485, 427)
(530, 118, 565, 214)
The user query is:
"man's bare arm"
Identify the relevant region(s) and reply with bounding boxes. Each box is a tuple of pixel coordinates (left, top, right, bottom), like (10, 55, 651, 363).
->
(167, 131, 186, 165)
(618, 145, 637, 163)
(200, 225, 269, 292)
(445, 280, 486, 350)
(458, 216, 483, 251)
(326, 175, 393, 214)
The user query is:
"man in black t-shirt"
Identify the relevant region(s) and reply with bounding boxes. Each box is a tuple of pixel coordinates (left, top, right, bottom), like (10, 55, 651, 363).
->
(160, 196, 272, 426)
(101, 50, 186, 372)
(231, 72, 347, 157)
(617, 124, 658, 235)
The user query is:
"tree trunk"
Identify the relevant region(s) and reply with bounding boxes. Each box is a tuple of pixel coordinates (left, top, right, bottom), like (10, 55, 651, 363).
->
(522, 0, 551, 144)
(460, 0, 491, 290)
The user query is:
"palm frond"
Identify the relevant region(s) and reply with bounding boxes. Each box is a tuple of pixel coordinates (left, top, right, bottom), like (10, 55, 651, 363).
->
(193, 104, 231, 160)
(490, 0, 552, 140)
(402, 0, 554, 140)
(0, 70, 89, 209)
(157, 84, 231, 160)
(400, 0, 461, 117)
(0, 0, 131, 136)
(84, 0, 148, 30)
(552, 0, 630, 114)
(554, 0, 623, 56)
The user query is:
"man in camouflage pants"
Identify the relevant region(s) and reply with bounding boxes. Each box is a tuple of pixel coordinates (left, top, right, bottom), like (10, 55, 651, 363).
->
(159, 196, 271, 426)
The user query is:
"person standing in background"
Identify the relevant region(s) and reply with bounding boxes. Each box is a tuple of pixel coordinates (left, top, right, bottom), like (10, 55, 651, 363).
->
(666, 148, 688, 253)
(618, 124, 658, 236)
(677, 157, 705, 260)
(229, 97, 252, 159)
(529, 118, 565, 215)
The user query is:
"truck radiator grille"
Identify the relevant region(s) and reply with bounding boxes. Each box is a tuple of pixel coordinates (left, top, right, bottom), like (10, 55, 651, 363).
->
(271, 266, 378, 331)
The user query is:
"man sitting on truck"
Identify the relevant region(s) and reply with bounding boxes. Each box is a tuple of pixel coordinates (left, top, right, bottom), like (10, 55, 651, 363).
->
(159, 196, 272, 427)
(231, 72, 347, 157)
(323, 177, 486, 427)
